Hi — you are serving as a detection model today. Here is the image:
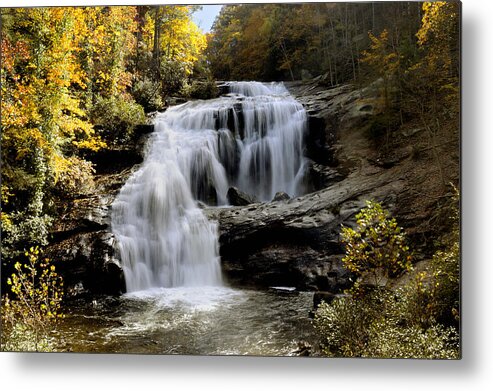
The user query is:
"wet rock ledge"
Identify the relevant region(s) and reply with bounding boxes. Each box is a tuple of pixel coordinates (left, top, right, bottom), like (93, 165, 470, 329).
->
(204, 163, 405, 291)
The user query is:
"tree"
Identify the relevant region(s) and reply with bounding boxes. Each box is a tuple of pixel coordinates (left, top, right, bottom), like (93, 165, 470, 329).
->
(1, 8, 104, 259)
(403, 1, 460, 186)
(129, 5, 207, 100)
(362, 29, 401, 110)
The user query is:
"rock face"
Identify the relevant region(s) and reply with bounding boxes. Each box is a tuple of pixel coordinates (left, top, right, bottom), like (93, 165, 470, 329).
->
(205, 160, 406, 291)
(188, 81, 386, 291)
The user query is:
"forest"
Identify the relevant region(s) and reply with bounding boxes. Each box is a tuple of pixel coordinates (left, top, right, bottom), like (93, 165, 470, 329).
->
(1, 2, 460, 358)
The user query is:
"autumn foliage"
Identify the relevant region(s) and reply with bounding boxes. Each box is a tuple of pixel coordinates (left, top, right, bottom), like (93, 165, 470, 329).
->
(340, 201, 413, 289)
(1, 6, 207, 261)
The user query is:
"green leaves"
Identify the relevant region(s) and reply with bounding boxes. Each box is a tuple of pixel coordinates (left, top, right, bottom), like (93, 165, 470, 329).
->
(90, 95, 146, 146)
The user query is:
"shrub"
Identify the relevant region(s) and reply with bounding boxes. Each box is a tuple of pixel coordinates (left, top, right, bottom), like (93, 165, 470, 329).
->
(429, 240, 460, 324)
(366, 318, 459, 359)
(314, 197, 460, 359)
(90, 95, 146, 146)
(132, 77, 164, 112)
(314, 293, 378, 357)
(181, 79, 218, 100)
(160, 59, 188, 95)
(56, 156, 95, 197)
(340, 200, 412, 290)
(1, 247, 64, 352)
(1, 211, 53, 260)
(314, 288, 459, 359)
(409, 189, 460, 326)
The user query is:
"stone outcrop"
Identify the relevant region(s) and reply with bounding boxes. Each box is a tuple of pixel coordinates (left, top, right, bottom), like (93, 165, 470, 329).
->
(272, 192, 290, 202)
(205, 158, 406, 291)
(227, 186, 258, 206)
(47, 171, 129, 296)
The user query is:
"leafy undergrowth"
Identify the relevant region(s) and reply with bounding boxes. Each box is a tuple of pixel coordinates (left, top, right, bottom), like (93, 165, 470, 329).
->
(314, 198, 460, 359)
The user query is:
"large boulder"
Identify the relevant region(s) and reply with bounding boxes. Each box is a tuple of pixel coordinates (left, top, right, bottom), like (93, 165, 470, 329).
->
(272, 192, 290, 202)
(227, 186, 258, 206)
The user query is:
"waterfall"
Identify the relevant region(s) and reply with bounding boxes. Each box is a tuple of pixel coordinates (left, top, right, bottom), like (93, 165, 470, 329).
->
(112, 82, 307, 292)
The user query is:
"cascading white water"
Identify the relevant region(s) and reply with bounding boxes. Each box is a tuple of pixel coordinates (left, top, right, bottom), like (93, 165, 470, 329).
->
(112, 82, 308, 292)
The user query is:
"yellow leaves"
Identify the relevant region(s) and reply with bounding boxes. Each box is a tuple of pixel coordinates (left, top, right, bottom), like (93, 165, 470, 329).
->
(1, 184, 14, 205)
(412, 1, 459, 105)
(50, 153, 68, 184)
(1, 76, 39, 133)
(156, 5, 206, 74)
(80, 7, 137, 97)
(97, 70, 111, 84)
(12, 128, 46, 161)
(3, 248, 65, 336)
(73, 137, 106, 152)
(341, 201, 412, 292)
(362, 29, 400, 72)
(1, 8, 103, 192)
(417, 2, 449, 46)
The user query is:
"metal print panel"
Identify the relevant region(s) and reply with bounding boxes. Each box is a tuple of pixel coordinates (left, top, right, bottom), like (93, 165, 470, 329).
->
(0, 1, 461, 358)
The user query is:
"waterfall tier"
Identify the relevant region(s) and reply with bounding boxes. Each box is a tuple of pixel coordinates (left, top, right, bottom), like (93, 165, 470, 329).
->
(112, 82, 308, 292)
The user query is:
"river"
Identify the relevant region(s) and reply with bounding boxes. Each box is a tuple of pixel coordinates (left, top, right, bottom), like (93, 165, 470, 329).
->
(57, 287, 319, 356)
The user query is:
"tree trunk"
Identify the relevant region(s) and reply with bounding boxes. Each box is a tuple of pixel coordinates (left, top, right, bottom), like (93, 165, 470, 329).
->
(152, 6, 161, 77)
(279, 39, 295, 81)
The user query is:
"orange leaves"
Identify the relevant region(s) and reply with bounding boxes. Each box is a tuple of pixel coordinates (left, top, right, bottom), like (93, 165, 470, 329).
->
(1, 38, 30, 73)
(1, 75, 39, 143)
(1, 39, 15, 72)
(1, 8, 105, 195)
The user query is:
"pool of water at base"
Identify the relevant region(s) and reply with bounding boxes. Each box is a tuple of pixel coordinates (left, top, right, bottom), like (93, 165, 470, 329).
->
(56, 287, 320, 356)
